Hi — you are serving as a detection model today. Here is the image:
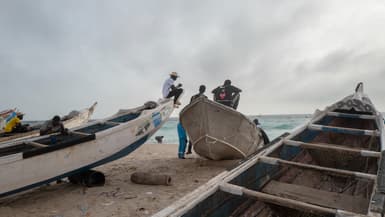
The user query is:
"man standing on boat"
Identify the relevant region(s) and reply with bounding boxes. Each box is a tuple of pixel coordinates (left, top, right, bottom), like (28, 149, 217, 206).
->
(212, 80, 242, 109)
(190, 85, 207, 103)
(162, 72, 183, 106)
(184, 85, 207, 155)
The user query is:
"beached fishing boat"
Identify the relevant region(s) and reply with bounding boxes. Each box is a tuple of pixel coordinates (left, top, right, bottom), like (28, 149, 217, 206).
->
(154, 83, 385, 217)
(180, 97, 264, 160)
(0, 102, 97, 143)
(0, 99, 174, 197)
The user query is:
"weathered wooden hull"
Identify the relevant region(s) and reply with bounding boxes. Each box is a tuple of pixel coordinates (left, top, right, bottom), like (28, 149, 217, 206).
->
(180, 97, 264, 160)
(0, 102, 97, 143)
(0, 99, 174, 198)
(153, 83, 385, 217)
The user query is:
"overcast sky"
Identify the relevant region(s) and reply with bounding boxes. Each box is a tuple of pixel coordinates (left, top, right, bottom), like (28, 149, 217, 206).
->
(1, 0, 384, 120)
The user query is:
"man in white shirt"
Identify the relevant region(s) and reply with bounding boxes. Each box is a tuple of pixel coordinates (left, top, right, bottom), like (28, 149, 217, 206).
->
(162, 72, 183, 105)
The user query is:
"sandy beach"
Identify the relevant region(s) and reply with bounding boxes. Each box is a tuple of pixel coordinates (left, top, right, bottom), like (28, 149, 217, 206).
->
(0, 143, 239, 217)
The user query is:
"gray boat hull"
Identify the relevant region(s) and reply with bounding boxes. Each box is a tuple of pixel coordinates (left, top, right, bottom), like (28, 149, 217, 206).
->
(180, 97, 263, 160)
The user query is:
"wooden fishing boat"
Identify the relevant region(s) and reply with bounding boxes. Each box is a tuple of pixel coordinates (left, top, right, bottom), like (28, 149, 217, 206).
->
(0, 102, 97, 143)
(154, 83, 385, 217)
(0, 99, 174, 197)
(180, 97, 264, 160)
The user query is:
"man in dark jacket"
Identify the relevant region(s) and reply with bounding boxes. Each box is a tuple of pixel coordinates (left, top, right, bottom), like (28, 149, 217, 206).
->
(212, 80, 242, 109)
(190, 85, 207, 103)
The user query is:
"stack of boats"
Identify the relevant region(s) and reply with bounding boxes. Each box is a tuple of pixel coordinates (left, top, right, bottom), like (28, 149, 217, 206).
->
(154, 83, 385, 217)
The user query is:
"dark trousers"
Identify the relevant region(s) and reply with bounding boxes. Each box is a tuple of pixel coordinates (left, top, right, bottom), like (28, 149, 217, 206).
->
(232, 93, 240, 110)
(167, 88, 183, 103)
(187, 141, 192, 153)
(13, 124, 29, 133)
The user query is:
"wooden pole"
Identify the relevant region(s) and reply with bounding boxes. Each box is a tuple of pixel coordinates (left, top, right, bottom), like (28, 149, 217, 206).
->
(309, 124, 380, 137)
(71, 131, 92, 136)
(26, 141, 47, 148)
(327, 112, 376, 120)
(284, 139, 381, 158)
(258, 156, 376, 180)
(220, 183, 335, 215)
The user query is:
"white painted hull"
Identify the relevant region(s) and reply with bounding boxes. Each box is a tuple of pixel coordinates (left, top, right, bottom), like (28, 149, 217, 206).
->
(0, 99, 174, 197)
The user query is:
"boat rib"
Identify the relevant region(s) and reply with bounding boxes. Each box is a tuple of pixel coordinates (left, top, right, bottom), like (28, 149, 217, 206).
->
(309, 123, 381, 136)
(284, 139, 381, 158)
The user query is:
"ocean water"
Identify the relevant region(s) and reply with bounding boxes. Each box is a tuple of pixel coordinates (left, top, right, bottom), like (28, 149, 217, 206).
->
(148, 114, 311, 144)
(23, 114, 310, 144)
(24, 113, 384, 145)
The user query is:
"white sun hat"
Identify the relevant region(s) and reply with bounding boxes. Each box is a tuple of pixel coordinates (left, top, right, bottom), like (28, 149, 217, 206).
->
(170, 72, 179, 77)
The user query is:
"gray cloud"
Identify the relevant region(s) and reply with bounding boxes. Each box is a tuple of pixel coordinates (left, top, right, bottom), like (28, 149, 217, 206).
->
(0, 0, 384, 119)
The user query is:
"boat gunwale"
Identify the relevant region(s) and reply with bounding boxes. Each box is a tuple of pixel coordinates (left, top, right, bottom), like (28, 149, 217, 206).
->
(180, 97, 256, 128)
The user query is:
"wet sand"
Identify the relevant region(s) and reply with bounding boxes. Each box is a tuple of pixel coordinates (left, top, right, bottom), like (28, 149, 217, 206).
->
(0, 143, 239, 217)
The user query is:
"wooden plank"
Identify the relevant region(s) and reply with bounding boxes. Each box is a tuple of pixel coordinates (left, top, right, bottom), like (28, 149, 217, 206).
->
(104, 121, 121, 125)
(26, 141, 47, 148)
(262, 180, 369, 214)
(309, 124, 380, 137)
(0, 130, 38, 143)
(327, 112, 376, 120)
(71, 131, 92, 136)
(284, 139, 381, 158)
(259, 156, 376, 180)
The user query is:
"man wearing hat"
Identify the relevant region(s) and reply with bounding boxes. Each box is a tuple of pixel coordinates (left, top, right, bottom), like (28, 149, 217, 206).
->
(162, 72, 183, 105)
